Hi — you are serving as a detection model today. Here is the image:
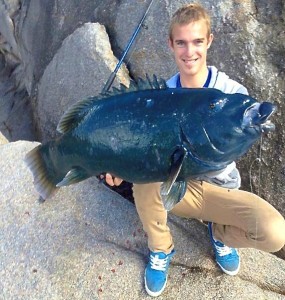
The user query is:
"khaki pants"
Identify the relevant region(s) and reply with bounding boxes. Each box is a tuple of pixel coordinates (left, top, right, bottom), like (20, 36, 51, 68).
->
(133, 180, 285, 254)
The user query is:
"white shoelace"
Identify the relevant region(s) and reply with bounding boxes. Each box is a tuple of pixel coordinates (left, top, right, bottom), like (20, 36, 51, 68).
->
(215, 244, 232, 256)
(150, 254, 168, 271)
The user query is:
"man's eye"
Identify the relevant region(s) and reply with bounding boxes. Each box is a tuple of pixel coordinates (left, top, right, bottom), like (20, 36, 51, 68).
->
(176, 41, 185, 47)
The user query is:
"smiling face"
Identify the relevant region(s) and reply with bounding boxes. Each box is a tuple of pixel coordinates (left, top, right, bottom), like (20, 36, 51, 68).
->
(169, 20, 213, 86)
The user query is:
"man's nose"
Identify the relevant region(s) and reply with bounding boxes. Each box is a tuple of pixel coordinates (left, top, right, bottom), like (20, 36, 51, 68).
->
(185, 44, 194, 56)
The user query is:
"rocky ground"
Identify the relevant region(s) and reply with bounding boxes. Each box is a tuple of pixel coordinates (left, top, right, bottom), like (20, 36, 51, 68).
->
(1, 140, 285, 299)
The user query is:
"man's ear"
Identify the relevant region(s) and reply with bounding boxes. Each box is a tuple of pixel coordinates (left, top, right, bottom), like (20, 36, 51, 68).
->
(168, 38, 174, 51)
(207, 33, 214, 49)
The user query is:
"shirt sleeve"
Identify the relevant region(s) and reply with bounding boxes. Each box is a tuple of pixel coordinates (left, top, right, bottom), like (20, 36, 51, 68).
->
(197, 161, 241, 189)
(209, 66, 249, 96)
(235, 85, 249, 95)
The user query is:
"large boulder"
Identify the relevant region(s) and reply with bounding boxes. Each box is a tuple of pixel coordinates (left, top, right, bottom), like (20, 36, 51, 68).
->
(36, 22, 129, 141)
(1, 141, 285, 299)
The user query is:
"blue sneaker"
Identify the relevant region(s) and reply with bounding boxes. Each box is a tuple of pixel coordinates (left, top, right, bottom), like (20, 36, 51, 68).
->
(208, 222, 240, 275)
(144, 249, 175, 297)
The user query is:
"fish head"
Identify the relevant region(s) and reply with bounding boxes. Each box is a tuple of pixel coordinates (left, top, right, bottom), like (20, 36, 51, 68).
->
(203, 93, 276, 162)
(183, 91, 277, 166)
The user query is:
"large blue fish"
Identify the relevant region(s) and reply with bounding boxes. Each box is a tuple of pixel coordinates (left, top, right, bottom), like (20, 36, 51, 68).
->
(25, 75, 276, 210)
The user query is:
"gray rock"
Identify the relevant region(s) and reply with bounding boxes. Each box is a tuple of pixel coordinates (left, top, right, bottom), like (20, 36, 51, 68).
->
(36, 22, 129, 141)
(15, 0, 104, 95)
(1, 140, 285, 299)
(0, 1, 35, 142)
(0, 0, 21, 65)
(0, 131, 8, 144)
(0, 72, 35, 142)
(94, 0, 178, 79)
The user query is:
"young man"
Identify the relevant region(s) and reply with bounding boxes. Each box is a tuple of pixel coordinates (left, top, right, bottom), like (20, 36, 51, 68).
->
(106, 3, 285, 298)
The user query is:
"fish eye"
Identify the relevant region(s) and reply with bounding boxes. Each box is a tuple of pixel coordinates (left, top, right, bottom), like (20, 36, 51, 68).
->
(209, 98, 228, 113)
(209, 101, 220, 112)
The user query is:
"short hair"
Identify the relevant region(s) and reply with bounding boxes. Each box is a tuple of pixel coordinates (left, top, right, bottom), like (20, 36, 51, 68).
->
(169, 3, 212, 40)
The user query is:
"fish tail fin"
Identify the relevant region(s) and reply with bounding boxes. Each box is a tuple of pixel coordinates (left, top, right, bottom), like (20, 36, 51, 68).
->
(25, 144, 59, 201)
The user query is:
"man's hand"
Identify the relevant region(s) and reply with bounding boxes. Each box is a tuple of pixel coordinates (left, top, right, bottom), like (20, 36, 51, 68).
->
(100, 173, 123, 186)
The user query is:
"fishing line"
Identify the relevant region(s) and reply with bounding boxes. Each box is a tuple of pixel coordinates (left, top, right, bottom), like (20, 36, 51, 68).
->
(249, 135, 263, 196)
(249, 134, 264, 252)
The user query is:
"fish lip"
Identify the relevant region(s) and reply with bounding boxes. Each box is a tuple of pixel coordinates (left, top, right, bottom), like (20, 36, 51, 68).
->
(242, 103, 260, 130)
(260, 120, 275, 133)
(242, 102, 276, 132)
(259, 103, 276, 132)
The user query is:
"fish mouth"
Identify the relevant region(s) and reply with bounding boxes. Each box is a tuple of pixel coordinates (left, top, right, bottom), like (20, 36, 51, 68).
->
(242, 102, 277, 133)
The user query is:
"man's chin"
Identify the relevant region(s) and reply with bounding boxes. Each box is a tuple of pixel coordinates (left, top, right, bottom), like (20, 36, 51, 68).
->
(180, 68, 198, 77)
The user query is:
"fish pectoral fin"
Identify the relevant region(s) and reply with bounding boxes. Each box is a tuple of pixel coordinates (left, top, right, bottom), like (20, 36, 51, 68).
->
(160, 181, 187, 211)
(161, 146, 187, 196)
(160, 146, 187, 211)
(56, 167, 89, 187)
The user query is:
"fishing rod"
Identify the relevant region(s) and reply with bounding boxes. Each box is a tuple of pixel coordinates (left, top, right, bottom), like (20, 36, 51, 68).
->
(101, 0, 155, 93)
(99, 0, 155, 187)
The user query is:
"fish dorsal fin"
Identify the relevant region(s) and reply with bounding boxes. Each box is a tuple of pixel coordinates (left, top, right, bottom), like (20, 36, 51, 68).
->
(57, 74, 168, 134)
(57, 96, 101, 133)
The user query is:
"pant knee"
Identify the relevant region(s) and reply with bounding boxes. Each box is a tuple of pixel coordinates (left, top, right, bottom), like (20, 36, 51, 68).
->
(256, 217, 285, 252)
(133, 183, 161, 206)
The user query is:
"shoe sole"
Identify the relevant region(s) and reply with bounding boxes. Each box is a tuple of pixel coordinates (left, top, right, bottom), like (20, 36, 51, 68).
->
(144, 269, 167, 297)
(216, 260, 240, 276)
